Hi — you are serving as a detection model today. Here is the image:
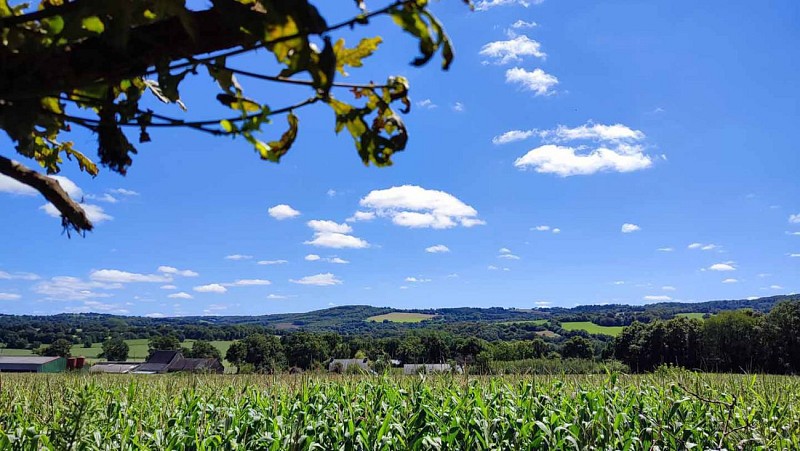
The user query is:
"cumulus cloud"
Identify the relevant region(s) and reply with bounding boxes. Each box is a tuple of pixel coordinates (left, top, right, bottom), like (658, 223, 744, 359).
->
(425, 244, 450, 253)
(90, 269, 171, 283)
(492, 129, 537, 145)
(227, 279, 271, 286)
(474, 0, 541, 11)
(86, 193, 118, 203)
(511, 20, 537, 28)
(193, 283, 227, 293)
(110, 188, 139, 196)
(158, 266, 198, 277)
(289, 273, 342, 286)
(405, 277, 432, 283)
(513, 122, 655, 176)
(305, 254, 321, 261)
(160, 285, 177, 290)
(168, 292, 193, 299)
(708, 263, 736, 271)
(346, 211, 376, 222)
(480, 35, 546, 64)
(643, 295, 672, 302)
(225, 254, 252, 261)
(305, 254, 349, 264)
(770, 285, 783, 290)
(257, 259, 288, 265)
(359, 185, 483, 229)
(266, 294, 290, 299)
(658, 247, 674, 252)
(722, 278, 738, 284)
(305, 232, 369, 249)
(0, 293, 21, 301)
(416, 99, 437, 109)
(621, 223, 641, 233)
(0, 270, 39, 280)
(34, 276, 121, 301)
(268, 204, 301, 220)
(0, 174, 81, 197)
(789, 213, 800, 224)
(505, 67, 558, 96)
(452, 102, 465, 112)
(498, 253, 521, 260)
(307, 220, 352, 234)
(789, 253, 800, 258)
(688, 243, 718, 251)
(662, 286, 676, 291)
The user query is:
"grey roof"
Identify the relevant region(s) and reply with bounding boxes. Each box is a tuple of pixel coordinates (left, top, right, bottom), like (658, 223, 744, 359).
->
(147, 350, 182, 364)
(89, 362, 141, 374)
(0, 356, 61, 364)
(328, 358, 369, 371)
(168, 358, 224, 373)
(403, 363, 462, 374)
(131, 362, 170, 373)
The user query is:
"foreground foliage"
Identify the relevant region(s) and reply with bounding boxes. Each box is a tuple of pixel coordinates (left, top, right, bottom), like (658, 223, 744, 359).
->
(0, 371, 798, 449)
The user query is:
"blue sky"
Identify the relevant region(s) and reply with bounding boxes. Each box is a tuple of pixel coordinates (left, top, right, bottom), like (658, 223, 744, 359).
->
(1, 0, 799, 316)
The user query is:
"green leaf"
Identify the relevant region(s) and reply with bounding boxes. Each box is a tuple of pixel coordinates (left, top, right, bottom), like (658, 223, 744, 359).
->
(220, 120, 237, 134)
(81, 16, 105, 34)
(63, 145, 99, 176)
(333, 37, 383, 76)
(216, 94, 261, 113)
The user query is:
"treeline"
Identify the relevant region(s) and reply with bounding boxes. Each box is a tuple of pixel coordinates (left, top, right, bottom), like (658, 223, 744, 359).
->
(613, 301, 800, 374)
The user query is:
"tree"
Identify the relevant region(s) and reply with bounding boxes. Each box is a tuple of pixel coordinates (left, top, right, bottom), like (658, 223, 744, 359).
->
(147, 334, 181, 359)
(186, 340, 222, 360)
(0, 0, 467, 234)
(42, 338, 72, 357)
(561, 336, 594, 360)
(761, 301, 800, 373)
(281, 332, 330, 369)
(702, 310, 762, 372)
(226, 334, 285, 373)
(101, 337, 130, 361)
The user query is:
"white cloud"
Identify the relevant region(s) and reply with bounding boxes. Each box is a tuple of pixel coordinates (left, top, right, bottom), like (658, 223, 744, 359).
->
(474, 0, 541, 11)
(145, 312, 166, 318)
(346, 211, 376, 222)
(621, 223, 641, 233)
(499, 247, 512, 254)
(405, 277, 432, 283)
(305, 232, 369, 249)
(788, 253, 800, 258)
(66, 300, 129, 315)
(266, 294, 290, 300)
(268, 204, 301, 220)
(329, 257, 349, 264)
(534, 301, 551, 307)
(289, 273, 342, 286)
(452, 102, 465, 112)
(708, 263, 736, 271)
(0, 174, 82, 198)
(552, 228, 561, 234)
(0, 293, 21, 301)
(359, 185, 482, 229)
(34, 276, 121, 301)
(305, 254, 349, 264)
(157, 266, 198, 277)
(227, 279, 271, 286)
(533, 225, 550, 231)
(305, 254, 321, 261)
(688, 243, 718, 251)
(86, 193, 118, 203)
(498, 253, 521, 260)
(722, 278, 738, 284)
(480, 35, 546, 64)
(657, 247, 674, 252)
(789, 213, 800, 224)
(770, 285, 783, 290)
(225, 254, 252, 261)
(613, 281, 625, 285)
(41, 203, 112, 224)
(160, 285, 177, 290)
(786, 231, 800, 236)
(257, 259, 288, 265)
(307, 220, 352, 234)
(110, 188, 139, 196)
(505, 67, 558, 96)
(193, 283, 227, 293)
(492, 129, 537, 145)
(540, 123, 645, 144)
(514, 144, 652, 176)
(416, 99, 437, 109)
(168, 292, 193, 299)
(90, 269, 170, 283)
(0, 271, 39, 280)
(511, 19, 537, 28)
(644, 295, 672, 302)
(327, 189, 337, 197)
(662, 286, 676, 291)
(425, 244, 450, 253)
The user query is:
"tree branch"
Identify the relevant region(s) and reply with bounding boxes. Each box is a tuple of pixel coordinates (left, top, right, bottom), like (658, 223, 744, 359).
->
(0, 155, 92, 232)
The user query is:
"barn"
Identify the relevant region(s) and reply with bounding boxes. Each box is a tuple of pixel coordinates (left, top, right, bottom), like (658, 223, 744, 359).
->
(0, 356, 66, 373)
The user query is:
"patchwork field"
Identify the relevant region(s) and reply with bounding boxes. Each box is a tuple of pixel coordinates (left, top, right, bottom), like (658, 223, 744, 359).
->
(0, 371, 797, 449)
(0, 339, 234, 364)
(560, 321, 624, 336)
(675, 312, 708, 320)
(367, 312, 437, 323)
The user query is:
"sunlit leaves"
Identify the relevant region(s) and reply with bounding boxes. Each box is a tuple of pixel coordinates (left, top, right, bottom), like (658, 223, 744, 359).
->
(262, 112, 299, 162)
(390, 2, 454, 70)
(333, 37, 382, 76)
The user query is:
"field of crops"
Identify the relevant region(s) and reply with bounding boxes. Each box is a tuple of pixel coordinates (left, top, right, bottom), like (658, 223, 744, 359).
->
(1, 371, 798, 449)
(367, 312, 437, 323)
(560, 321, 624, 337)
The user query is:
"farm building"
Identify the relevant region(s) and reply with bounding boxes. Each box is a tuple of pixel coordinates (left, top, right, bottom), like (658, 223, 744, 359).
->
(403, 363, 463, 375)
(328, 358, 369, 373)
(131, 351, 224, 374)
(89, 362, 142, 374)
(0, 356, 66, 373)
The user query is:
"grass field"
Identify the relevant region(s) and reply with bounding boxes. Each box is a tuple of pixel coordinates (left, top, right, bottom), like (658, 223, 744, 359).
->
(0, 371, 798, 449)
(676, 312, 708, 320)
(367, 312, 437, 323)
(560, 321, 624, 336)
(0, 339, 234, 364)
(498, 319, 547, 326)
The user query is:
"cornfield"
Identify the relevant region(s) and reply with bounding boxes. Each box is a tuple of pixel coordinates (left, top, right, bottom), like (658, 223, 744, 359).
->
(0, 371, 798, 449)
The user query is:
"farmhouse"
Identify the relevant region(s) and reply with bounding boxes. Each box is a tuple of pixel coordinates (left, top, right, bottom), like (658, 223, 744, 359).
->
(328, 358, 369, 373)
(403, 363, 463, 375)
(130, 350, 224, 374)
(89, 362, 142, 374)
(0, 356, 66, 373)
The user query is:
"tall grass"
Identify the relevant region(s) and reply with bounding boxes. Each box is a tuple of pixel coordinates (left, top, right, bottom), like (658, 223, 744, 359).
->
(0, 371, 798, 449)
